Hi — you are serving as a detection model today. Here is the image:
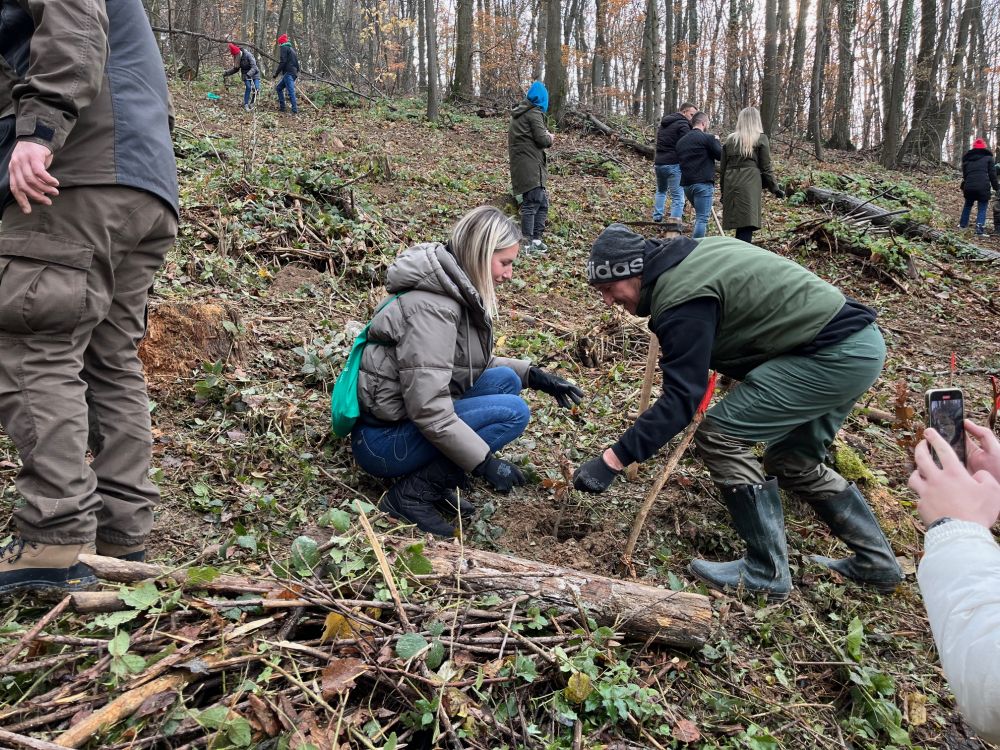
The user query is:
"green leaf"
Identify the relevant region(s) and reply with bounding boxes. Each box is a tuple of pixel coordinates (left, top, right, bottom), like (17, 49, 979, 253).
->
(119, 581, 160, 611)
(120, 653, 147, 674)
(846, 616, 864, 662)
(290, 535, 320, 574)
(108, 630, 130, 657)
(396, 542, 433, 576)
(195, 705, 230, 729)
(380, 734, 398, 750)
(235, 534, 258, 552)
(514, 654, 537, 683)
(94, 609, 142, 628)
(395, 632, 428, 660)
(318, 508, 352, 532)
(426, 641, 445, 670)
(227, 716, 253, 747)
(186, 566, 220, 585)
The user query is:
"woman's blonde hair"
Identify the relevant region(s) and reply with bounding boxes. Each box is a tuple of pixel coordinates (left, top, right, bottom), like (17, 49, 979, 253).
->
(450, 206, 521, 317)
(727, 106, 764, 159)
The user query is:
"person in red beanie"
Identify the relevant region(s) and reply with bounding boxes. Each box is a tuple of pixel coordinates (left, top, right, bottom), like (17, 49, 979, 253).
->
(222, 43, 261, 111)
(960, 137, 999, 235)
(273, 34, 299, 114)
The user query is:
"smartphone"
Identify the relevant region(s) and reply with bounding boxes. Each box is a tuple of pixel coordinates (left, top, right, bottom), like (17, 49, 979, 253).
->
(925, 388, 966, 465)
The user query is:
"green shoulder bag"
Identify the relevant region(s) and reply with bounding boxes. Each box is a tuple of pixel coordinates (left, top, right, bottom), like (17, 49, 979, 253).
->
(329, 293, 404, 438)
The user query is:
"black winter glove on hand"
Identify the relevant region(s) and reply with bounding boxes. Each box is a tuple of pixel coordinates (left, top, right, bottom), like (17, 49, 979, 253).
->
(573, 455, 621, 494)
(474, 455, 527, 493)
(772, 188, 786, 199)
(527, 366, 584, 409)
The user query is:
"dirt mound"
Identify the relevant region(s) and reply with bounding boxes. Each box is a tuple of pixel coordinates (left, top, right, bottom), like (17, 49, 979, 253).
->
(269, 264, 327, 295)
(139, 301, 240, 379)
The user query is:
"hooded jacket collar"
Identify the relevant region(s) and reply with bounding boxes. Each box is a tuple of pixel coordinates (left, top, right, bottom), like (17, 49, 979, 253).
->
(385, 242, 489, 326)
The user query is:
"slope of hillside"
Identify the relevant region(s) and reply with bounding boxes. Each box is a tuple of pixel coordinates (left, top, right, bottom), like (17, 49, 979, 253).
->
(1, 80, 997, 749)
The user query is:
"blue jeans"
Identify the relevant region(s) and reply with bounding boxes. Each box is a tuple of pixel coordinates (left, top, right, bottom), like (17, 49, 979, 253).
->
(243, 78, 260, 107)
(276, 74, 298, 112)
(653, 164, 683, 221)
(684, 183, 714, 238)
(960, 197, 989, 233)
(351, 366, 530, 479)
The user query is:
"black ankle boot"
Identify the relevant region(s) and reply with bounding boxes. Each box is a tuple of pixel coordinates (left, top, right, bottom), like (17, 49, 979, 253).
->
(379, 459, 471, 537)
(806, 483, 903, 593)
(689, 477, 792, 601)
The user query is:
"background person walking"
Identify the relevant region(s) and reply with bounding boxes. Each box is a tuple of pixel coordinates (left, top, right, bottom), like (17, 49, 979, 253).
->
(676, 112, 721, 239)
(223, 43, 261, 111)
(273, 34, 299, 114)
(959, 138, 998, 235)
(720, 107, 784, 244)
(652, 102, 696, 223)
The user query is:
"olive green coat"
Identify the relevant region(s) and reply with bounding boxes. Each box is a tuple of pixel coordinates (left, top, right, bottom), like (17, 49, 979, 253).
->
(508, 100, 552, 196)
(719, 134, 779, 231)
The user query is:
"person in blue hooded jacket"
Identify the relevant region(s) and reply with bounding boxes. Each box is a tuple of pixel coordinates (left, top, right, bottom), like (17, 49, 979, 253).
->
(508, 81, 553, 253)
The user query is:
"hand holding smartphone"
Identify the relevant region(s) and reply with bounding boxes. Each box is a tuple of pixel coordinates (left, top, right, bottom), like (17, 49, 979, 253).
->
(925, 388, 966, 466)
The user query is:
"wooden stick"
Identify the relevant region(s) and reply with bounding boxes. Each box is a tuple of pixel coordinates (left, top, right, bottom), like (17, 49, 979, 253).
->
(77, 554, 273, 593)
(53, 671, 200, 748)
(0, 595, 72, 669)
(0, 728, 71, 750)
(622, 413, 706, 570)
(356, 502, 412, 632)
(711, 206, 724, 235)
(626, 333, 660, 481)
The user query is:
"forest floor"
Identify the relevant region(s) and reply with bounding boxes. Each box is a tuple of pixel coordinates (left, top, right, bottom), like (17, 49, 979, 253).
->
(1, 79, 999, 750)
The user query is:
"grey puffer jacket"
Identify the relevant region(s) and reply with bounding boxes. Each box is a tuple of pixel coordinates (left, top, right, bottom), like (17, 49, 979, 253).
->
(357, 243, 531, 471)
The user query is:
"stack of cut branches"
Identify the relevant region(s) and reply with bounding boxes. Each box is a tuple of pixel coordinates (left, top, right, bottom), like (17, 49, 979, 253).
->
(0, 518, 711, 750)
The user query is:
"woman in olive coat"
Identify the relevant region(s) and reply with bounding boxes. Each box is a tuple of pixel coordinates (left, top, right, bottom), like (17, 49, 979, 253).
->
(720, 107, 784, 244)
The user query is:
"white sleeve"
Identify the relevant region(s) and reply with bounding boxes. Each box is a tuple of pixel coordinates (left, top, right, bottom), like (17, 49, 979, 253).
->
(917, 520, 1000, 743)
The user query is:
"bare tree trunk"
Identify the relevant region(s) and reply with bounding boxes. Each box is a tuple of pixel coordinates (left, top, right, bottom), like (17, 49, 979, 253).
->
(808, 0, 829, 158)
(826, 0, 858, 149)
(880, 0, 913, 167)
(425, 0, 440, 120)
(544, 0, 566, 118)
(593, 0, 607, 109)
(760, 0, 779, 134)
(724, 0, 738, 122)
(784, 0, 810, 131)
(451, 0, 474, 99)
(685, 0, 697, 102)
(179, 0, 202, 78)
(661, 0, 675, 113)
(417, 0, 427, 90)
(534, 0, 547, 81)
(878, 0, 892, 132)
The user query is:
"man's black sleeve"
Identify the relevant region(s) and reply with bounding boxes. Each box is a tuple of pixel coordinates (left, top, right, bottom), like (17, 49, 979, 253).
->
(611, 297, 719, 466)
(708, 134, 723, 160)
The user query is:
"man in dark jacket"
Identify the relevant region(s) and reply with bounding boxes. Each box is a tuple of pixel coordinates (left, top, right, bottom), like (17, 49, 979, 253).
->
(676, 112, 721, 238)
(959, 138, 999, 235)
(223, 43, 261, 111)
(653, 102, 696, 222)
(0, 0, 178, 595)
(573, 225, 903, 600)
(508, 81, 553, 253)
(273, 34, 299, 114)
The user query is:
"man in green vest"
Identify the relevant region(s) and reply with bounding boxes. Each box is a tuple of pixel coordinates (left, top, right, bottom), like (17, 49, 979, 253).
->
(573, 224, 903, 600)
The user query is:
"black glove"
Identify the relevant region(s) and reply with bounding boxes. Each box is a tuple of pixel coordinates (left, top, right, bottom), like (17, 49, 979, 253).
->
(573, 455, 621, 494)
(527, 366, 584, 409)
(474, 455, 526, 493)
(772, 188, 786, 199)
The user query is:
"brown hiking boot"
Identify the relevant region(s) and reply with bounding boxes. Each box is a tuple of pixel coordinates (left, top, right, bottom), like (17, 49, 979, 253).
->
(0, 539, 97, 595)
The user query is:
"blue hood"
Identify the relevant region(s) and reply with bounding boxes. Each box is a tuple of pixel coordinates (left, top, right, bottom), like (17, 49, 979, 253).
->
(526, 81, 549, 113)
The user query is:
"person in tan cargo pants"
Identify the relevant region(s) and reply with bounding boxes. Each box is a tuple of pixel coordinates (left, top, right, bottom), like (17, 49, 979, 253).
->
(0, 0, 179, 595)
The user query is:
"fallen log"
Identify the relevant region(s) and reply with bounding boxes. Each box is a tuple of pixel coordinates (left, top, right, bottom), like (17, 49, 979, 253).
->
(416, 540, 713, 648)
(568, 110, 655, 160)
(804, 186, 1000, 261)
(82, 542, 714, 649)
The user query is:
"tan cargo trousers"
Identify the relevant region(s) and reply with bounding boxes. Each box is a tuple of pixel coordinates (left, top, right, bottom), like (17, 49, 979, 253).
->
(0, 186, 176, 547)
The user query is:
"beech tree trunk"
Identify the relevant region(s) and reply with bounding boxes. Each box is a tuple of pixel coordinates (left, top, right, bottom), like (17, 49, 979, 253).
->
(760, 0, 779, 135)
(826, 0, 858, 150)
(451, 0, 474, 99)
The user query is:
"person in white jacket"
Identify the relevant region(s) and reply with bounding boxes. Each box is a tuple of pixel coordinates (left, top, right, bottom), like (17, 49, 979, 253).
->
(909, 420, 1000, 744)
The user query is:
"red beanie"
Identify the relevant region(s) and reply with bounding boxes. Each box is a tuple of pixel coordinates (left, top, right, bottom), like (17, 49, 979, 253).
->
(277, 34, 288, 44)
(228, 43, 240, 56)
(974, 138, 987, 149)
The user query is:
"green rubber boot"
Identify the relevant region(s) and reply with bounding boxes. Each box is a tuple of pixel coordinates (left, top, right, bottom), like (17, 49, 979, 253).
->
(689, 478, 792, 601)
(806, 483, 903, 593)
